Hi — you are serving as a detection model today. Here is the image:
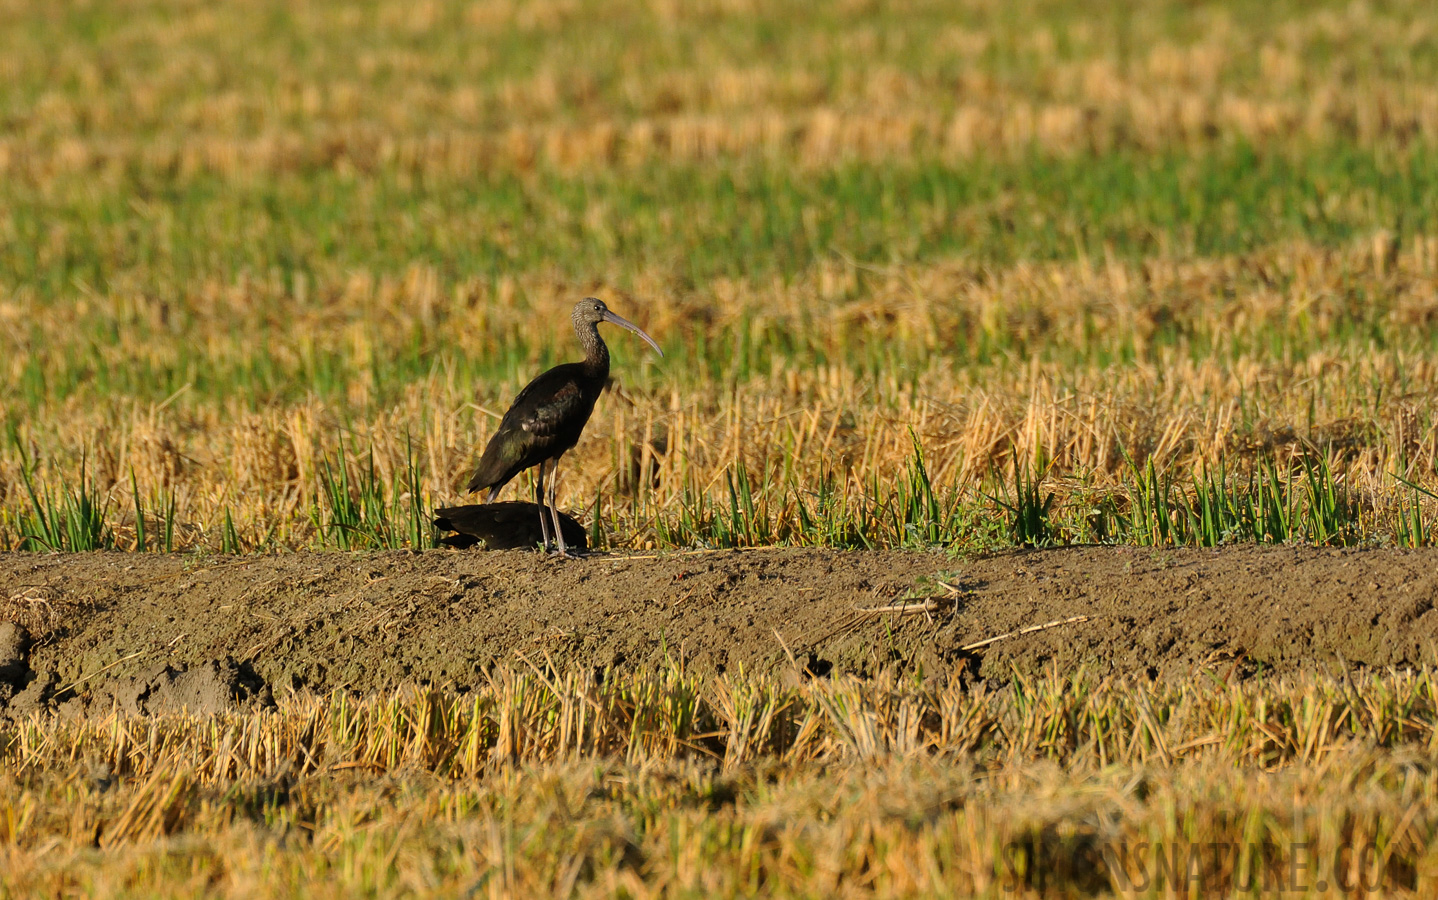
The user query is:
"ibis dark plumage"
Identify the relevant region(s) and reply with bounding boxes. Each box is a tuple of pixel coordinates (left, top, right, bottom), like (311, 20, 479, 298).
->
(434, 501, 588, 551)
(464, 298, 661, 555)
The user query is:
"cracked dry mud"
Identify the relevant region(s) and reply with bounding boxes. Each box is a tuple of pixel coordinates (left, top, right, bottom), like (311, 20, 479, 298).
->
(1, 544, 1435, 718)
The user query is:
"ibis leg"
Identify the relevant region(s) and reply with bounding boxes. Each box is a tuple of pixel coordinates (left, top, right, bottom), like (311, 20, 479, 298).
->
(534, 459, 554, 551)
(547, 457, 573, 557)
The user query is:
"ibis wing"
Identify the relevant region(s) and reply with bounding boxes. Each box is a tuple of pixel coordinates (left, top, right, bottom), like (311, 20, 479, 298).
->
(466, 365, 594, 494)
(508, 378, 587, 437)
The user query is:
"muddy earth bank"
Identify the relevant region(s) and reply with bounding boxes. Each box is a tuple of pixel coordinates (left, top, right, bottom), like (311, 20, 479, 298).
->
(1, 545, 1435, 719)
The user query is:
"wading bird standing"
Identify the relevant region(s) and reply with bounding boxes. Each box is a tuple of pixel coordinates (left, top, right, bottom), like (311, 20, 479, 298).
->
(464, 298, 662, 556)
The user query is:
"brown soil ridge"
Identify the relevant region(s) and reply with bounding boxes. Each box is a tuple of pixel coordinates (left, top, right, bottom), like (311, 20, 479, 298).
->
(0, 544, 1434, 718)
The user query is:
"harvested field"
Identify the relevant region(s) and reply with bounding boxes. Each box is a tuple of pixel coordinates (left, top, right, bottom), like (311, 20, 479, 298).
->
(2, 545, 1435, 719)
(3, 0, 1438, 557)
(5, 0, 1438, 895)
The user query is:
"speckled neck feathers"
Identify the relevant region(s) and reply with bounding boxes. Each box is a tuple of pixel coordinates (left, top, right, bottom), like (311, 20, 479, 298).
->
(573, 308, 609, 378)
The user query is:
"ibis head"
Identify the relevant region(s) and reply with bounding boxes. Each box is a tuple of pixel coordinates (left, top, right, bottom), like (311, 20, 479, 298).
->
(572, 297, 663, 359)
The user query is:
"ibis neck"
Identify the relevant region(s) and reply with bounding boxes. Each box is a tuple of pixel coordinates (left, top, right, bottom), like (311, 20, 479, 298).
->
(577, 321, 609, 378)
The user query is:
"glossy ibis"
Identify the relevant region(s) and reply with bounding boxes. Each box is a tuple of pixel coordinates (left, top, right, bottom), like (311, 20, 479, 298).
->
(464, 298, 661, 555)
(434, 501, 588, 551)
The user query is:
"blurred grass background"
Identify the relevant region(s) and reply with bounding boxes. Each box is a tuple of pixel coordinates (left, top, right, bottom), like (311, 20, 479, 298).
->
(1, 0, 1437, 550)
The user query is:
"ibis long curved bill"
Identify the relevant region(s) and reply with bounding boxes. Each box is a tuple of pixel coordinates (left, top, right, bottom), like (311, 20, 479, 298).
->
(601, 310, 663, 357)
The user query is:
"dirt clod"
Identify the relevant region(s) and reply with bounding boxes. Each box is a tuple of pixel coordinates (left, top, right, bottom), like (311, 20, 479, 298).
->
(85, 659, 271, 716)
(6, 669, 55, 719)
(0, 621, 29, 685)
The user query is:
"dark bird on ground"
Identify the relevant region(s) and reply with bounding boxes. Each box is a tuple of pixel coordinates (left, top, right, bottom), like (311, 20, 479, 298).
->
(434, 502, 588, 551)
(464, 297, 662, 556)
